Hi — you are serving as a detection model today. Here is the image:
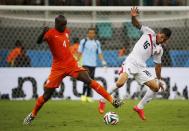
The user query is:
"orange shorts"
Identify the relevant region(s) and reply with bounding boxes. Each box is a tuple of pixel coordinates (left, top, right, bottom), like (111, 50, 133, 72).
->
(45, 64, 86, 88)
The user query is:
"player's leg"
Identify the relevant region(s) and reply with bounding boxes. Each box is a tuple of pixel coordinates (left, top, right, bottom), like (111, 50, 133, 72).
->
(76, 70, 123, 108)
(134, 73, 159, 120)
(23, 88, 55, 125)
(81, 83, 87, 102)
(98, 72, 128, 113)
(81, 66, 90, 102)
(23, 69, 63, 125)
(110, 72, 129, 94)
(32, 87, 55, 117)
(77, 70, 112, 102)
(86, 67, 95, 102)
(136, 79, 159, 110)
(108, 63, 129, 95)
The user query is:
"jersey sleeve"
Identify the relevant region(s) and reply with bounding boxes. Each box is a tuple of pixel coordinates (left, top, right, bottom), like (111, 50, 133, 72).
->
(96, 40, 102, 54)
(153, 48, 163, 64)
(78, 39, 85, 53)
(140, 25, 155, 35)
(44, 30, 52, 42)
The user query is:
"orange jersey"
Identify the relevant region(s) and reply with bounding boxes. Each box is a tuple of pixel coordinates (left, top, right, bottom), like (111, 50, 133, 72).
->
(6, 47, 21, 63)
(44, 28, 77, 68)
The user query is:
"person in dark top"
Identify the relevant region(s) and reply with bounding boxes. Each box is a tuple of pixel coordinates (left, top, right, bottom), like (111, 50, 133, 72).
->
(14, 47, 31, 67)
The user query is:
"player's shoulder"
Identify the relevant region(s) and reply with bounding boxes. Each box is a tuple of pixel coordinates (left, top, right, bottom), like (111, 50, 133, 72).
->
(48, 28, 55, 32)
(95, 39, 100, 44)
(46, 28, 56, 35)
(141, 25, 155, 35)
(80, 38, 87, 44)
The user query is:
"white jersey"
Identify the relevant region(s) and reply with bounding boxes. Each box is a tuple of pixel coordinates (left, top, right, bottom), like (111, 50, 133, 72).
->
(125, 25, 163, 67)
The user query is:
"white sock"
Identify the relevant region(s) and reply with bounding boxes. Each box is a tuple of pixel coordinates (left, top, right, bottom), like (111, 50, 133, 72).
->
(109, 83, 119, 95)
(100, 84, 119, 102)
(137, 88, 156, 109)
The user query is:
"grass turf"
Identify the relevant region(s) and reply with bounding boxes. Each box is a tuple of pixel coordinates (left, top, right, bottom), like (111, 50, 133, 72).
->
(0, 100, 189, 131)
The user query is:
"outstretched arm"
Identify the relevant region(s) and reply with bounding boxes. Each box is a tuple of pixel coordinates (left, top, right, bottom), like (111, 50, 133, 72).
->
(37, 26, 49, 44)
(99, 54, 107, 66)
(131, 7, 142, 29)
(155, 63, 166, 92)
(155, 63, 161, 80)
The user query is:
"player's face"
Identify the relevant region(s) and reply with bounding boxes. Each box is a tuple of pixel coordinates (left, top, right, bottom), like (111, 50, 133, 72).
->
(156, 33, 169, 44)
(87, 30, 96, 40)
(55, 18, 67, 33)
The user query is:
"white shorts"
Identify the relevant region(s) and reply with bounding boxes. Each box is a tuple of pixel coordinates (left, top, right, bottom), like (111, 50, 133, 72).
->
(119, 60, 155, 85)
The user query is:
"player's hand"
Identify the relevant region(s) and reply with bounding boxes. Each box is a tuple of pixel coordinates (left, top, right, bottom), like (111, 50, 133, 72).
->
(159, 81, 165, 92)
(131, 6, 139, 17)
(102, 60, 107, 67)
(37, 26, 49, 44)
(158, 79, 167, 92)
(43, 26, 49, 33)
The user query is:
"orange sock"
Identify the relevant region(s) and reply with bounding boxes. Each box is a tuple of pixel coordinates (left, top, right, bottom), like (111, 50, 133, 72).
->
(90, 80, 113, 103)
(32, 96, 45, 117)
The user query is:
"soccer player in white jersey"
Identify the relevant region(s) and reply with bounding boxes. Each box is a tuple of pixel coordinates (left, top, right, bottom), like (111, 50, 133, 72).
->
(98, 7, 172, 120)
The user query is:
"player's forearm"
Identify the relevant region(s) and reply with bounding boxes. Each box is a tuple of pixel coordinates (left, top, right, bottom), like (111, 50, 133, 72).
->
(37, 27, 49, 44)
(99, 54, 104, 61)
(99, 54, 107, 66)
(155, 64, 162, 79)
(131, 16, 141, 29)
(36, 32, 45, 44)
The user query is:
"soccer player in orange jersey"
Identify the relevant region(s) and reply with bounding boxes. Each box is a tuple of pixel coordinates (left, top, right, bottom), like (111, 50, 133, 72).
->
(23, 15, 123, 125)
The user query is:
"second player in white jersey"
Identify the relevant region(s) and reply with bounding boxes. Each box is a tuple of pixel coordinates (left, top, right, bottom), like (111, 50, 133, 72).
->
(98, 7, 172, 120)
(122, 25, 164, 84)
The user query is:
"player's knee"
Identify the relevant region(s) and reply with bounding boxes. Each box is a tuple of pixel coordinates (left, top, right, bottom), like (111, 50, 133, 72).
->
(152, 85, 160, 92)
(116, 81, 124, 88)
(77, 71, 92, 85)
(43, 88, 55, 101)
(84, 77, 92, 85)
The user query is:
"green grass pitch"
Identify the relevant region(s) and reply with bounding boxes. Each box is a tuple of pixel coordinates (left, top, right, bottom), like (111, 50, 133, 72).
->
(0, 100, 189, 131)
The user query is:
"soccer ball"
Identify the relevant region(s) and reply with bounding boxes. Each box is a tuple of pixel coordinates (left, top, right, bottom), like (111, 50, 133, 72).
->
(103, 112, 119, 125)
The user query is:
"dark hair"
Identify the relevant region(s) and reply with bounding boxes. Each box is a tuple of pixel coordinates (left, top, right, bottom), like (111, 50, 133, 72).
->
(87, 27, 96, 33)
(55, 15, 67, 25)
(160, 28, 172, 38)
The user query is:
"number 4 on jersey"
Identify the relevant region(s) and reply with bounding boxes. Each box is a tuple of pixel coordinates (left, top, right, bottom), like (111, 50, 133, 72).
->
(63, 40, 67, 47)
(143, 41, 150, 49)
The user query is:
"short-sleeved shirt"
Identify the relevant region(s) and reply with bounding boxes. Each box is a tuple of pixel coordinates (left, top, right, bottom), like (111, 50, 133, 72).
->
(125, 25, 163, 67)
(44, 28, 77, 69)
(78, 38, 102, 67)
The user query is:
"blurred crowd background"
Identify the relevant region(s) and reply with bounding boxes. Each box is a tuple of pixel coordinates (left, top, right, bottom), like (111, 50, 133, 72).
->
(0, 0, 188, 68)
(0, 0, 187, 6)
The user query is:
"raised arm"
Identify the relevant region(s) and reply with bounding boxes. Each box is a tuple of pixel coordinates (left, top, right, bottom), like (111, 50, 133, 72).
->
(131, 7, 142, 29)
(99, 54, 107, 66)
(37, 26, 49, 44)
